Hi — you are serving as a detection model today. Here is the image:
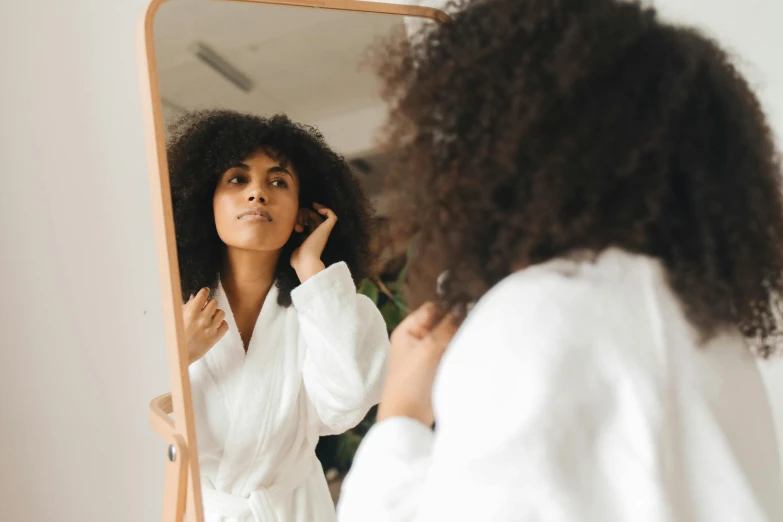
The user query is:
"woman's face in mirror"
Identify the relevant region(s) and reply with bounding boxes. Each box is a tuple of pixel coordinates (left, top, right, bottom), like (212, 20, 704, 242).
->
(213, 149, 301, 252)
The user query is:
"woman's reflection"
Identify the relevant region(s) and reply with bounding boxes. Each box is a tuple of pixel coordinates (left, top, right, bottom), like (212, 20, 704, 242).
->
(167, 110, 389, 522)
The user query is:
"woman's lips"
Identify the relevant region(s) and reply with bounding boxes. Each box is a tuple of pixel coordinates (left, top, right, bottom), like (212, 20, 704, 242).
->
(238, 209, 273, 222)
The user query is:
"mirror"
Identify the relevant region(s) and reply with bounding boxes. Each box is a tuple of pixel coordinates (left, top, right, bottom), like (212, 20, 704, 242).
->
(139, 1, 447, 521)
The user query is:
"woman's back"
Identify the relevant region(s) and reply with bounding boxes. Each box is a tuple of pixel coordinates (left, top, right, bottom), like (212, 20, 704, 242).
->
(432, 248, 782, 521)
(340, 248, 783, 521)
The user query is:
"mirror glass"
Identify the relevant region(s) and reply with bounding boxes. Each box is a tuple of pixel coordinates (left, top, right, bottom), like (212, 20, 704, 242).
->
(153, 1, 435, 519)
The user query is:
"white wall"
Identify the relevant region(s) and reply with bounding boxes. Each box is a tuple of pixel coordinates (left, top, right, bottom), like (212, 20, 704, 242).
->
(0, 1, 169, 521)
(0, 1, 781, 521)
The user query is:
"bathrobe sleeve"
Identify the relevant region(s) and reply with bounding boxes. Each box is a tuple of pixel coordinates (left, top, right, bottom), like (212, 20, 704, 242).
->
(337, 270, 676, 522)
(291, 261, 390, 435)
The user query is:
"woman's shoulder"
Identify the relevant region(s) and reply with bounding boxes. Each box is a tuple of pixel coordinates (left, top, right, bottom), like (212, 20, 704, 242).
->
(434, 248, 674, 424)
(442, 248, 674, 384)
(470, 247, 663, 325)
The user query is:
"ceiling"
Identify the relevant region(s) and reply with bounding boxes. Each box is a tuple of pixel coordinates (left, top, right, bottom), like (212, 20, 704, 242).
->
(153, 0, 410, 161)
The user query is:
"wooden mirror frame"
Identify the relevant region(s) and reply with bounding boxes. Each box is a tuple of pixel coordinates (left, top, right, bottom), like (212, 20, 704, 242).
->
(135, 1, 449, 521)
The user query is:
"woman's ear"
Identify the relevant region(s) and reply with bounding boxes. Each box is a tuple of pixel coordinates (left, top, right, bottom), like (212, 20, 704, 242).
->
(295, 208, 309, 233)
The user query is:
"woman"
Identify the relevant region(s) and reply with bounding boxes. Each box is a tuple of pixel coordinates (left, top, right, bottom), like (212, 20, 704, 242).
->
(337, 0, 783, 520)
(167, 110, 389, 522)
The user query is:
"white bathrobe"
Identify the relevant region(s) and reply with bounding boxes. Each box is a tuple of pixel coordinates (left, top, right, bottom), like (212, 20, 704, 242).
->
(337, 248, 783, 522)
(189, 261, 389, 522)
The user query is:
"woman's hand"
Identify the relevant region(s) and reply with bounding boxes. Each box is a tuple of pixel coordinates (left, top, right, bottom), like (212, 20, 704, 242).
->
(183, 288, 228, 365)
(291, 203, 337, 283)
(377, 303, 461, 426)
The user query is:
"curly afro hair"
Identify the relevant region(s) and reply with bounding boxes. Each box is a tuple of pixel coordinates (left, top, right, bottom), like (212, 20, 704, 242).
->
(167, 110, 375, 307)
(374, 0, 783, 356)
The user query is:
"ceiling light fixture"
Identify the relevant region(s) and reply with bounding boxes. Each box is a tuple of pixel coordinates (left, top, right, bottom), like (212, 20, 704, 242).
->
(189, 41, 253, 93)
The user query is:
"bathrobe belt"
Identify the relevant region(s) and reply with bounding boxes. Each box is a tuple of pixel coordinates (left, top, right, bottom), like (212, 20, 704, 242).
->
(202, 455, 317, 521)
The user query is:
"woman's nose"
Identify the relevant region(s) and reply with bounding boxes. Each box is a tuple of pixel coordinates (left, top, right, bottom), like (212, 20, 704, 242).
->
(247, 183, 267, 203)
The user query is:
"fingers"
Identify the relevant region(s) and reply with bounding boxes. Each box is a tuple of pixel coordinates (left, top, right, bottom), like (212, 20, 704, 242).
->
(296, 208, 319, 233)
(191, 319, 227, 363)
(393, 302, 438, 342)
(313, 203, 337, 222)
(186, 287, 210, 311)
(202, 296, 218, 316)
(393, 303, 460, 356)
(209, 319, 229, 343)
(183, 288, 225, 329)
(407, 302, 440, 338)
(215, 320, 229, 338)
(305, 209, 323, 231)
(423, 313, 461, 356)
(211, 308, 226, 325)
(183, 289, 228, 364)
(297, 205, 336, 253)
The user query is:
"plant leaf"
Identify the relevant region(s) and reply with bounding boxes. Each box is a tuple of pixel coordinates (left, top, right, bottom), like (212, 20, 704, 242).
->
(357, 279, 379, 304)
(380, 300, 406, 331)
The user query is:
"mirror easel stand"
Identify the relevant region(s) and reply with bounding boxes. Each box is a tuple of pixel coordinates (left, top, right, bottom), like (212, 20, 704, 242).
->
(150, 393, 190, 521)
(136, 1, 449, 521)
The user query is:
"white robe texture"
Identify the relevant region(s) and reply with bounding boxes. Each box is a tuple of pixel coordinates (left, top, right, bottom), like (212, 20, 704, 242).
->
(189, 261, 389, 522)
(338, 248, 783, 522)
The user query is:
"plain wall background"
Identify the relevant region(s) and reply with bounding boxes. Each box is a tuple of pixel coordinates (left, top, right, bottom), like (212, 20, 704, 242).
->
(0, 1, 780, 521)
(0, 0, 169, 520)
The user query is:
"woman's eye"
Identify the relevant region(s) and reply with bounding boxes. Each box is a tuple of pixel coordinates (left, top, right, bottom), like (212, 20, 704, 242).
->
(270, 179, 288, 188)
(227, 175, 244, 184)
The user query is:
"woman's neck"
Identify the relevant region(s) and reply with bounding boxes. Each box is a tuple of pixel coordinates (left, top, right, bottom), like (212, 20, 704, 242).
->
(221, 247, 280, 350)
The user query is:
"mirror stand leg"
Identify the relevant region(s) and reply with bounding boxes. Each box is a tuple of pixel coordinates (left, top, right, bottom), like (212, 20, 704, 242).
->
(162, 434, 189, 522)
